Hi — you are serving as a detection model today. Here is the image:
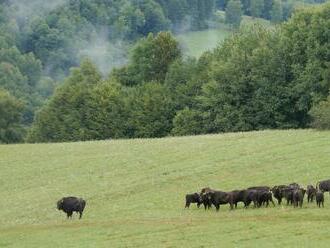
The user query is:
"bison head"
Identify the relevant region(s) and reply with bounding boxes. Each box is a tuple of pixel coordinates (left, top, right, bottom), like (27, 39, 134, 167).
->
(57, 199, 64, 210)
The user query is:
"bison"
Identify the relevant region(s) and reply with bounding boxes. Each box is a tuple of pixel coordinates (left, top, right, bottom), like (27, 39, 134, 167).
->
(257, 190, 275, 207)
(57, 196, 86, 219)
(185, 193, 202, 208)
(316, 179, 330, 195)
(227, 190, 246, 209)
(200, 187, 214, 210)
(316, 190, 324, 208)
(306, 185, 317, 203)
(292, 188, 306, 208)
(206, 190, 232, 211)
(271, 185, 287, 205)
(242, 189, 258, 208)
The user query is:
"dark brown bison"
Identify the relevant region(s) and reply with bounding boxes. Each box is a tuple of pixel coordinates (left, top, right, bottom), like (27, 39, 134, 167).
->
(200, 187, 214, 210)
(206, 190, 232, 211)
(242, 189, 258, 208)
(185, 193, 202, 208)
(227, 190, 246, 209)
(292, 188, 306, 208)
(306, 185, 317, 203)
(271, 185, 287, 205)
(57, 196, 86, 219)
(282, 187, 295, 205)
(257, 190, 275, 207)
(316, 190, 324, 208)
(316, 179, 330, 195)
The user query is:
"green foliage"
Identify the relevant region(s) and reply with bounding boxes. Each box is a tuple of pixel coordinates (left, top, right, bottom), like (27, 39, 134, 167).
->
(171, 107, 204, 136)
(113, 32, 181, 85)
(225, 0, 243, 28)
(27, 59, 101, 142)
(309, 96, 330, 129)
(126, 82, 176, 138)
(0, 89, 24, 143)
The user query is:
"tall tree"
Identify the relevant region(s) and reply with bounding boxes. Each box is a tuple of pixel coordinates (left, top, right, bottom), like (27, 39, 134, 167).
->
(0, 89, 24, 143)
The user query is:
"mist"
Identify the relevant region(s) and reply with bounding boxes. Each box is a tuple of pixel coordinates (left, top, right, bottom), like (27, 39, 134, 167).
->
(78, 30, 128, 77)
(9, 0, 68, 20)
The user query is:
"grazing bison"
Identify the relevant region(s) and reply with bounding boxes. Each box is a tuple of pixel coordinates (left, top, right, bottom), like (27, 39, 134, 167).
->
(185, 193, 202, 208)
(271, 185, 287, 205)
(316, 179, 330, 195)
(292, 188, 306, 208)
(57, 196, 86, 219)
(257, 190, 275, 207)
(306, 185, 317, 203)
(316, 190, 324, 208)
(206, 190, 232, 211)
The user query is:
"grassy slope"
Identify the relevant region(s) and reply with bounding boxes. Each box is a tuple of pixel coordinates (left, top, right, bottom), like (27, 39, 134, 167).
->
(176, 15, 271, 58)
(1, 130, 330, 247)
(176, 28, 231, 57)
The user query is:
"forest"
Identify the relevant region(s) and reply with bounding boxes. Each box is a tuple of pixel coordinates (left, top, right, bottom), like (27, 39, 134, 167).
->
(0, 0, 329, 143)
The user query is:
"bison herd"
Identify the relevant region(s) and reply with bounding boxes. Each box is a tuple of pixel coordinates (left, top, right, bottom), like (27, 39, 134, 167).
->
(185, 179, 330, 211)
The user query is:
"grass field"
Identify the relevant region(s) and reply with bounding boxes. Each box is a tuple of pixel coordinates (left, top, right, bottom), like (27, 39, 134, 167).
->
(176, 15, 272, 58)
(1, 130, 330, 247)
(176, 28, 231, 57)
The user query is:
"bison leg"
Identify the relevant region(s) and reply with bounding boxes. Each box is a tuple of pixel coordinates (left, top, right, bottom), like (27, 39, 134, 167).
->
(185, 202, 190, 208)
(215, 204, 220, 211)
(67, 211, 73, 219)
(79, 211, 83, 219)
(197, 202, 201, 208)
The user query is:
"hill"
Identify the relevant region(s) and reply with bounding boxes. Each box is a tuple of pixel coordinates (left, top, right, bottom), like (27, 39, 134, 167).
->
(1, 130, 330, 247)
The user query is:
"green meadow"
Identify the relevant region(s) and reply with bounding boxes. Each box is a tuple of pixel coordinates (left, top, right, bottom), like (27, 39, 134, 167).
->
(177, 15, 271, 58)
(1, 130, 330, 247)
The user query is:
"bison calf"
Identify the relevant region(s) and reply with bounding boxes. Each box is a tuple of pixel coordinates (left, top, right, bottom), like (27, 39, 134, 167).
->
(57, 196, 86, 219)
(185, 193, 202, 208)
(316, 190, 324, 208)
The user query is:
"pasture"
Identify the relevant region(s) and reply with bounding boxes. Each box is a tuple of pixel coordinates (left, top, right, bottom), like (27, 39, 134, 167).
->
(1, 130, 330, 247)
(176, 15, 271, 58)
(176, 28, 231, 57)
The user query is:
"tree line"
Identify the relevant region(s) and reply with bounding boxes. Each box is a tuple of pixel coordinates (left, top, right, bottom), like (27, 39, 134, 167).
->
(25, 3, 330, 143)
(0, 0, 216, 143)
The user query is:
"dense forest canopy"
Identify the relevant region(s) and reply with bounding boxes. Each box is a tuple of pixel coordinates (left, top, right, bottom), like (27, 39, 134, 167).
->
(0, 1, 329, 143)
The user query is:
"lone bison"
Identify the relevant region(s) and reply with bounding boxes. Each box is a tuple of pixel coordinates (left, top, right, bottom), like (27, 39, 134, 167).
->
(316, 190, 324, 208)
(57, 196, 86, 219)
(185, 193, 202, 208)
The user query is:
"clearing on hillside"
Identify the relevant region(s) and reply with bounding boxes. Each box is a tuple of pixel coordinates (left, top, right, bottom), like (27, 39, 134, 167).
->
(0, 130, 330, 247)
